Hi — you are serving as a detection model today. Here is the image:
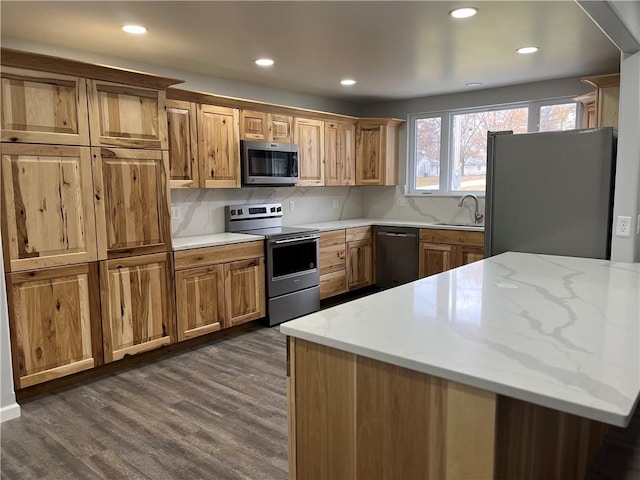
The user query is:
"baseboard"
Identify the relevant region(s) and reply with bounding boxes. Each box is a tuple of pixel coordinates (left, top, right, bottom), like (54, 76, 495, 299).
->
(0, 402, 21, 423)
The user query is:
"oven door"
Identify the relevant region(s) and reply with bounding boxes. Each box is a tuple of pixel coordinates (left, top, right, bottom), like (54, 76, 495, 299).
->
(266, 234, 319, 298)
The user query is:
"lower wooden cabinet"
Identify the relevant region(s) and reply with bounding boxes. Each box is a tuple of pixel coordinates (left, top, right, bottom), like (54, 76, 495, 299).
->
(347, 238, 374, 290)
(174, 241, 266, 340)
(419, 229, 484, 278)
(319, 230, 347, 299)
(100, 253, 176, 362)
(6, 263, 102, 389)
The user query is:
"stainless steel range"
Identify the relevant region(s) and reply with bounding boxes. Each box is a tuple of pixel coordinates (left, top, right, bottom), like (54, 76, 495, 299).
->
(225, 203, 320, 326)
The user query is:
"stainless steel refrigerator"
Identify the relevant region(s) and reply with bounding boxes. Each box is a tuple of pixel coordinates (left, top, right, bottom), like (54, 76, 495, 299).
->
(484, 127, 617, 259)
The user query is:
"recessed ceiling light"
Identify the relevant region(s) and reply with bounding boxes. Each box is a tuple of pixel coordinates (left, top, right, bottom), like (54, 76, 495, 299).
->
(255, 58, 274, 67)
(340, 79, 356, 86)
(465, 82, 483, 87)
(122, 25, 147, 34)
(449, 7, 478, 19)
(517, 46, 539, 54)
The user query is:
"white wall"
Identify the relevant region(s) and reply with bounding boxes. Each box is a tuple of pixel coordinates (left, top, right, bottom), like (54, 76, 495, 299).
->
(0, 237, 20, 423)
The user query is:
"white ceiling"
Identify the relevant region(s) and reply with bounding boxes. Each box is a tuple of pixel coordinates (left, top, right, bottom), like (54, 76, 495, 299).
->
(0, 1, 621, 102)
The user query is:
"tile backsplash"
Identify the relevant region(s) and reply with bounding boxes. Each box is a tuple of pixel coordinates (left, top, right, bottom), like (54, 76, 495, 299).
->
(171, 186, 363, 237)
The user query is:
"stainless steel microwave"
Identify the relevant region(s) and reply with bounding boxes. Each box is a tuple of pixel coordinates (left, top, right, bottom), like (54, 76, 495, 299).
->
(241, 140, 299, 186)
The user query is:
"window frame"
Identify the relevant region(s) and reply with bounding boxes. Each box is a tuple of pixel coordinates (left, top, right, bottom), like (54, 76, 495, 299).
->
(407, 97, 581, 197)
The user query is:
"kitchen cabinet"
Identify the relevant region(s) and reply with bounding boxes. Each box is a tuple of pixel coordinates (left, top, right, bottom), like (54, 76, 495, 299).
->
(574, 73, 620, 128)
(319, 230, 347, 299)
(87, 79, 168, 149)
(1, 143, 98, 272)
(355, 118, 402, 186)
(325, 121, 356, 186)
(198, 104, 241, 188)
(174, 241, 266, 339)
(240, 110, 293, 144)
(91, 147, 172, 259)
(0, 67, 90, 146)
(167, 99, 199, 188)
(419, 229, 484, 278)
(6, 263, 102, 388)
(346, 227, 374, 290)
(294, 117, 325, 186)
(100, 253, 176, 363)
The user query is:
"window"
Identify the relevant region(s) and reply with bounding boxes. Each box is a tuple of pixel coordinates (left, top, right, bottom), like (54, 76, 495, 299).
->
(409, 99, 578, 195)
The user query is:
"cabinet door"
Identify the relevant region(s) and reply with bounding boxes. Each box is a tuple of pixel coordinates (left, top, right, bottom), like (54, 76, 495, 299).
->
(88, 80, 167, 149)
(175, 264, 225, 341)
(92, 147, 172, 259)
(167, 99, 199, 188)
(356, 124, 383, 185)
(240, 110, 268, 141)
(1, 144, 98, 272)
(319, 230, 347, 299)
(325, 122, 356, 186)
(198, 104, 240, 188)
(7, 263, 102, 388)
(294, 117, 325, 186)
(456, 245, 484, 268)
(347, 238, 373, 290)
(224, 257, 266, 327)
(1, 67, 90, 145)
(419, 242, 452, 278)
(100, 253, 175, 362)
(270, 114, 293, 144)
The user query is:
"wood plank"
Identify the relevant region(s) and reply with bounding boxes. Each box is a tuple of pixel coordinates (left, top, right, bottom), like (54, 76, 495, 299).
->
(174, 241, 264, 270)
(319, 243, 346, 275)
(319, 229, 346, 247)
(419, 228, 485, 246)
(346, 226, 373, 242)
(287, 337, 297, 480)
(319, 270, 347, 299)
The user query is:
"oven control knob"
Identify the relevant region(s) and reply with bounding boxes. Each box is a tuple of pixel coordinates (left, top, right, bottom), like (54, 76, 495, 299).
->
(277, 206, 282, 212)
(238, 209, 244, 215)
(271, 207, 276, 212)
(230, 209, 237, 215)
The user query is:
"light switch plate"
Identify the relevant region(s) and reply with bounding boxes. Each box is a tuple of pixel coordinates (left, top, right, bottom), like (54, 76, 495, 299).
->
(332, 199, 340, 209)
(171, 206, 181, 219)
(289, 200, 295, 212)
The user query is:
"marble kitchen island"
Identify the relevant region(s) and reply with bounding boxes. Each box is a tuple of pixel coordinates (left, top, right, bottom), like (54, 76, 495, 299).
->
(280, 252, 640, 479)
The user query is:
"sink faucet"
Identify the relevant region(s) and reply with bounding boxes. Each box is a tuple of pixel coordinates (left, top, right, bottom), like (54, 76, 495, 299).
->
(458, 194, 484, 224)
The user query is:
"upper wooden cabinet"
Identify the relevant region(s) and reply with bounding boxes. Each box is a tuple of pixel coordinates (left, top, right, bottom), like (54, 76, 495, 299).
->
(294, 117, 325, 186)
(198, 104, 241, 188)
(100, 253, 176, 363)
(91, 147, 172, 259)
(355, 119, 402, 186)
(166, 99, 199, 188)
(1, 67, 90, 146)
(6, 263, 102, 389)
(325, 121, 356, 186)
(574, 74, 620, 128)
(240, 110, 293, 144)
(1, 143, 98, 272)
(87, 79, 168, 149)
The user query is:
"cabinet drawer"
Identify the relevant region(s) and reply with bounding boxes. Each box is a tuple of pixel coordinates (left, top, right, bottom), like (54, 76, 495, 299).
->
(320, 270, 347, 299)
(320, 243, 346, 275)
(419, 229, 484, 247)
(346, 226, 373, 242)
(320, 229, 346, 248)
(174, 241, 264, 270)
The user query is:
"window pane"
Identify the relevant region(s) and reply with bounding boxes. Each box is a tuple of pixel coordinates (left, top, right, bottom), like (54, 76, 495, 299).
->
(415, 117, 441, 190)
(539, 103, 577, 131)
(451, 107, 528, 192)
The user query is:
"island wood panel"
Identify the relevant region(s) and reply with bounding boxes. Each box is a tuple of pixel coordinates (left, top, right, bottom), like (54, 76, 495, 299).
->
(289, 338, 497, 480)
(173, 241, 264, 271)
(166, 99, 199, 188)
(1, 144, 98, 272)
(294, 117, 324, 186)
(420, 228, 484, 246)
(175, 264, 225, 341)
(87, 80, 167, 149)
(495, 396, 608, 480)
(419, 242, 453, 278)
(347, 238, 373, 290)
(100, 253, 175, 362)
(7, 263, 102, 389)
(0, 67, 90, 145)
(92, 147, 172, 259)
(325, 121, 356, 186)
(198, 104, 240, 188)
(223, 257, 265, 327)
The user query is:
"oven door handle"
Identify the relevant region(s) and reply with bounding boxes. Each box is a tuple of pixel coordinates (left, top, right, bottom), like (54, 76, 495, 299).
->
(270, 234, 320, 245)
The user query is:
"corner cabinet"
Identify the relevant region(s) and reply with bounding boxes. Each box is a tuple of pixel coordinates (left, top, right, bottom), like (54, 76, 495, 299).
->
(0, 67, 90, 146)
(167, 99, 199, 188)
(355, 118, 402, 186)
(419, 229, 484, 278)
(1, 144, 98, 272)
(325, 121, 356, 186)
(100, 253, 176, 363)
(294, 117, 325, 186)
(574, 73, 620, 128)
(6, 263, 102, 389)
(198, 104, 241, 188)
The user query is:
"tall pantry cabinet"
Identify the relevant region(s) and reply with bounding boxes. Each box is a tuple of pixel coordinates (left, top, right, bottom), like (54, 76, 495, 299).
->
(0, 49, 182, 389)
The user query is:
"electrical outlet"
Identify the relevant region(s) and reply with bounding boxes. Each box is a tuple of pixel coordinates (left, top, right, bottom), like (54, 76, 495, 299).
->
(615, 215, 632, 237)
(289, 200, 295, 212)
(332, 199, 340, 209)
(396, 196, 406, 207)
(171, 206, 181, 219)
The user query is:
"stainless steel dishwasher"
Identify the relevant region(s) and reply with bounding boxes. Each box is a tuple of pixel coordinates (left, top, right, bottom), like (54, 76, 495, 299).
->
(375, 226, 419, 289)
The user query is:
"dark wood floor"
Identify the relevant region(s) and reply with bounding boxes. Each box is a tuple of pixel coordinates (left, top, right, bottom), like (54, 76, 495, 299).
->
(2, 324, 640, 479)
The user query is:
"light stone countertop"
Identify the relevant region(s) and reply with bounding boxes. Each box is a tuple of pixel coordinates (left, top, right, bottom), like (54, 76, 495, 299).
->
(280, 252, 640, 427)
(294, 217, 484, 232)
(172, 232, 265, 251)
